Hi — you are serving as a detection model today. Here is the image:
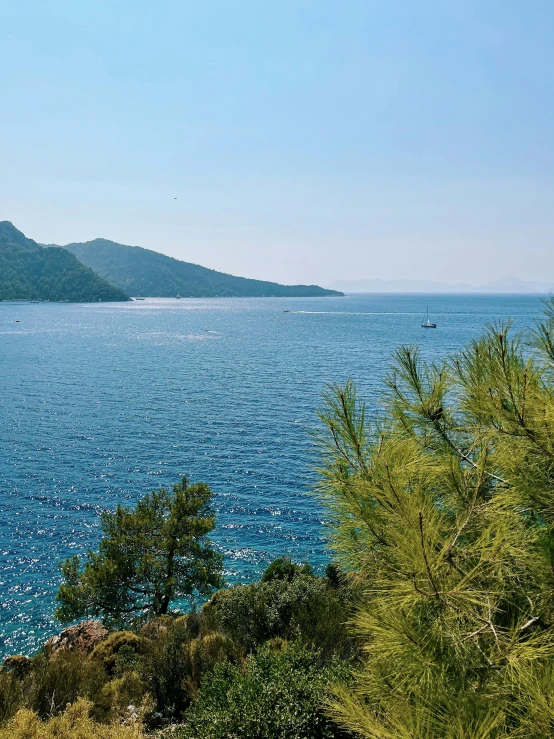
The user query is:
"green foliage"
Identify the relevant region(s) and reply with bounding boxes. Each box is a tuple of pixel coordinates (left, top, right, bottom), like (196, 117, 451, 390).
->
(56, 477, 224, 627)
(261, 556, 314, 582)
(94, 669, 147, 723)
(113, 646, 141, 677)
(30, 651, 107, 719)
(0, 556, 356, 730)
(0, 672, 24, 724)
(177, 643, 352, 739)
(324, 562, 343, 589)
(202, 571, 356, 659)
(2, 656, 32, 679)
(0, 222, 129, 302)
(64, 238, 343, 298)
(90, 632, 147, 674)
(139, 614, 192, 718)
(316, 300, 554, 738)
(182, 632, 240, 699)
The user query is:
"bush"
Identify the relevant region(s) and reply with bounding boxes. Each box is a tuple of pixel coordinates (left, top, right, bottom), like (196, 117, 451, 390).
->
(177, 643, 352, 739)
(261, 557, 314, 582)
(95, 670, 148, 723)
(139, 614, 177, 641)
(0, 671, 23, 725)
(140, 616, 192, 718)
(90, 632, 147, 674)
(183, 632, 241, 699)
(202, 575, 356, 659)
(30, 651, 107, 719)
(2, 655, 32, 679)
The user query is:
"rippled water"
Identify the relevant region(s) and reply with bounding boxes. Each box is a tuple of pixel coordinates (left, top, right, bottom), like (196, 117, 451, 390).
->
(0, 294, 543, 656)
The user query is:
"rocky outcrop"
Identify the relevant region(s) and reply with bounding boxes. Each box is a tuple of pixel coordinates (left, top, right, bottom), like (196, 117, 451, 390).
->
(45, 620, 109, 656)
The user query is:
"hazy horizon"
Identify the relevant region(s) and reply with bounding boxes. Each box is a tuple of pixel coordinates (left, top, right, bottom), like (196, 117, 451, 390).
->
(3, 1, 554, 286)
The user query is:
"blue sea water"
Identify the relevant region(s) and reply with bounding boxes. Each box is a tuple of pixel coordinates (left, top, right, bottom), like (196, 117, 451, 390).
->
(0, 293, 544, 656)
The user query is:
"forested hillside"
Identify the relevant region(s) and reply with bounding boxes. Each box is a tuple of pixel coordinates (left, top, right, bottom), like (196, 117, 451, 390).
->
(0, 223, 130, 302)
(63, 239, 343, 298)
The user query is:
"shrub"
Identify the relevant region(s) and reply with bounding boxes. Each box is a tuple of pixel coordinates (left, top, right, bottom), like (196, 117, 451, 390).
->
(183, 632, 241, 699)
(30, 650, 107, 719)
(0, 698, 144, 738)
(261, 557, 314, 582)
(0, 671, 23, 724)
(90, 632, 147, 674)
(140, 616, 192, 718)
(113, 645, 141, 677)
(2, 655, 32, 679)
(324, 563, 342, 589)
(202, 575, 356, 659)
(177, 643, 352, 739)
(139, 614, 176, 641)
(201, 584, 269, 648)
(95, 670, 148, 723)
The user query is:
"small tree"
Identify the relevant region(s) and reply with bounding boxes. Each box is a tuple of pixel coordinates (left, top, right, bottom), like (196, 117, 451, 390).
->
(56, 477, 224, 627)
(316, 299, 554, 738)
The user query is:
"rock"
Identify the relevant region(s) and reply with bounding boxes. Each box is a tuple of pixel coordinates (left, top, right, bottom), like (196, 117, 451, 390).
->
(45, 620, 109, 656)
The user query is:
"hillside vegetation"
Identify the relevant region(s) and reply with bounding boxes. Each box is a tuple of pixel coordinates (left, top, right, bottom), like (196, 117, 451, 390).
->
(0, 223, 130, 302)
(62, 239, 343, 298)
(0, 557, 357, 738)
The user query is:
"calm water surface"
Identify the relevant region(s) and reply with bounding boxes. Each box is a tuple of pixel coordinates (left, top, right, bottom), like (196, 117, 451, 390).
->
(0, 294, 544, 655)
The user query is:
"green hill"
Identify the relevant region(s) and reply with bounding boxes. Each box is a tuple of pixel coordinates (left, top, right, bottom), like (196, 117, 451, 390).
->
(61, 238, 343, 298)
(0, 223, 130, 302)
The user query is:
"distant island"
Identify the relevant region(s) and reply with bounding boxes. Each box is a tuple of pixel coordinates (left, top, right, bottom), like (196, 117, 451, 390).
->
(58, 238, 343, 298)
(327, 277, 554, 294)
(0, 222, 130, 303)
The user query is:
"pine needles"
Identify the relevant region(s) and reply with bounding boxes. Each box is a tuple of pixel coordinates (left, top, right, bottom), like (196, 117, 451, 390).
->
(315, 298, 554, 738)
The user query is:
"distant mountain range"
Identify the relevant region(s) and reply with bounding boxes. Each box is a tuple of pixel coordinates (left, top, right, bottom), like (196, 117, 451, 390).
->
(0, 222, 130, 302)
(59, 238, 342, 298)
(327, 277, 554, 294)
(7, 220, 548, 301)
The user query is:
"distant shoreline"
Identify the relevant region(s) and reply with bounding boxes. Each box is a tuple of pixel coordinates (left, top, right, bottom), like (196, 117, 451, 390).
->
(337, 291, 552, 296)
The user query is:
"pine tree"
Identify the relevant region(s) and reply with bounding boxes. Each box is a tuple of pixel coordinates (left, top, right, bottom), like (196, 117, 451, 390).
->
(315, 299, 554, 738)
(56, 477, 224, 627)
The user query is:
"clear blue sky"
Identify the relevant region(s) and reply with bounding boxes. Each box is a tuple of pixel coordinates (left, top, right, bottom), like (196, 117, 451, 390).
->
(2, 1, 553, 286)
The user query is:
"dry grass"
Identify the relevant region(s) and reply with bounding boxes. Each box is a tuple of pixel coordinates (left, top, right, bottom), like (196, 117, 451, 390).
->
(0, 698, 145, 738)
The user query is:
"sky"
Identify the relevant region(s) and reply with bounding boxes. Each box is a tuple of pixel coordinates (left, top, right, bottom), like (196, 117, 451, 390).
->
(2, 1, 554, 286)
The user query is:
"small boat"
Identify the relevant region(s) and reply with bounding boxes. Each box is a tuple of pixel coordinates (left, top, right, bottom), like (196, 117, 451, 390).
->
(421, 307, 437, 328)
(176, 294, 181, 299)
(284, 309, 290, 313)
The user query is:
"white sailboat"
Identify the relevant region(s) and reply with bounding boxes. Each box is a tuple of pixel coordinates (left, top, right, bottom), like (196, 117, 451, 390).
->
(421, 307, 437, 328)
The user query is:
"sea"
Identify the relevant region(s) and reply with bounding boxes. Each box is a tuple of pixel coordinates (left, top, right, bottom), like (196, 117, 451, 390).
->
(0, 293, 545, 657)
